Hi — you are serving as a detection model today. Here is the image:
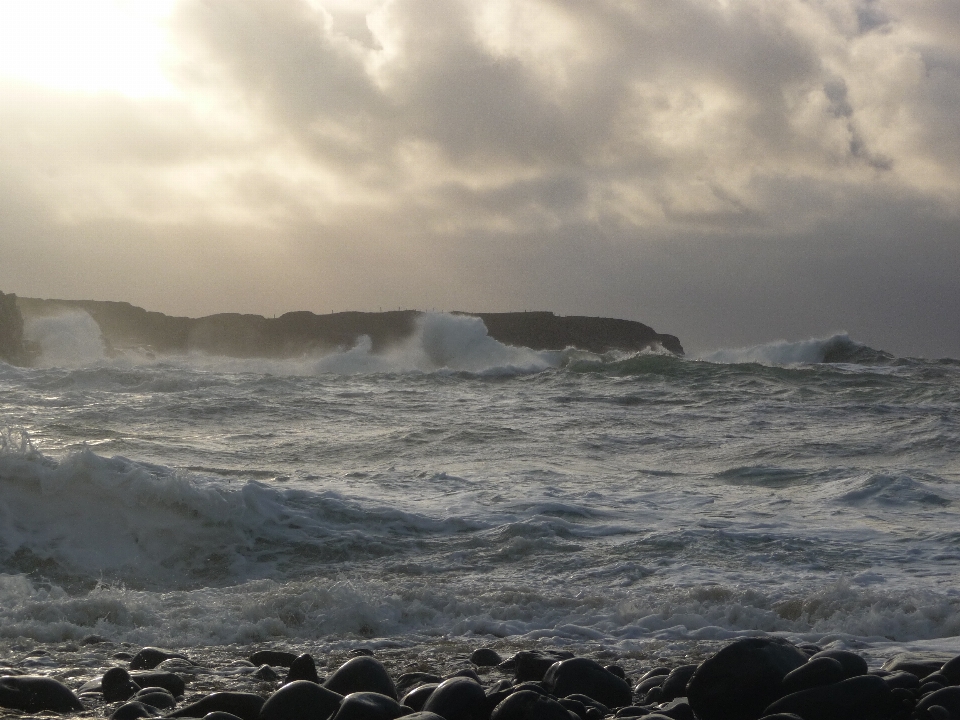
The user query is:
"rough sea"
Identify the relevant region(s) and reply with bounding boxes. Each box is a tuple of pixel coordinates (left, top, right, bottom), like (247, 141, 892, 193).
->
(2, 311, 959, 669)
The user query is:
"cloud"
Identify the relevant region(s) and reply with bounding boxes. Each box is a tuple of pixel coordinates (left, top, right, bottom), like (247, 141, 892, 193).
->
(0, 0, 958, 356)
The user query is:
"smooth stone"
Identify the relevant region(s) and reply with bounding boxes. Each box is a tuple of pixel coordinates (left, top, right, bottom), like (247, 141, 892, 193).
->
(883, 652, 956, 679)
(401, 682, 439, 711)
(167, 691, 265, 720)
(399, 714, 446, 720)
(261, 679, 344, 720)
(605, 665, 627, 680)
(491, 689, 579, 720)
(757, 715, 804, 720)
(110, 701, 161, 720)
(808, 649, 869, 679)
(203, 714, 245, 720)
(132, 687, 176, 709)
(254, 664, 282, 681)
(880, 671, 921, 691)
(130, 670, 186, 697)
(542, 657, 632, 709)
(471, 648, 503, 667)
(285, 653, 321, 684)
(558, 697, 587, 718)
(916, 687, 960, 715)
(926, 706, 953, 720)
(657, 697, 694, 720)
(250, 651, 299, 667)
(446, 668, 482, 683)
(0, 674, 85, 713)
(941, 655, 960, 684)
(332, 691, 409, 720)
(640, 668, 672, 681)
(634, 675, 668, 695)
(499, 650, 574, 682)
(926, 673, 950, 686)
(780, 657, 846, 694)
(660, 664, 698, 701)
(103, 666, 142, 701)
(921, 681, 947, 694)
(325, 656, 398, 700)
(763, 674, 892, 720)
(564, 693, 610, 715)
(613, 706, 648, 717)
(686, 637, 809, 720)
(129, 647, 191, 670)
(422, 676, 487, 720)
(397, 673, 443, 696)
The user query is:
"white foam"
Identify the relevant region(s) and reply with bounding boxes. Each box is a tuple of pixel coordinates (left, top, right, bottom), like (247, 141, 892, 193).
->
(24, 311, 106, 367)
(699, 333, 858, 366)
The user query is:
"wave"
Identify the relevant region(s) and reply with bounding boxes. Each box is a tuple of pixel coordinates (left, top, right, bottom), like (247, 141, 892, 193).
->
(699, 333, 895, 367)
(20, 310, 560, 376)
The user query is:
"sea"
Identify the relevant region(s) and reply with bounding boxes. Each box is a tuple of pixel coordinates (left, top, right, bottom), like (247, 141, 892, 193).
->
(1, 310, 959, 669)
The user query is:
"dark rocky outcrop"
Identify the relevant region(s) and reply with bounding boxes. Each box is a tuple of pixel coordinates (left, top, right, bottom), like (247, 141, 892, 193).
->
(0, 291, 27, 365)
(14, 296, 683, 360)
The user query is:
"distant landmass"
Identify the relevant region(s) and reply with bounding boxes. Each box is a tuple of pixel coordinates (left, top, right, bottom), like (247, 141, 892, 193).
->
(0, 291, 683, 364)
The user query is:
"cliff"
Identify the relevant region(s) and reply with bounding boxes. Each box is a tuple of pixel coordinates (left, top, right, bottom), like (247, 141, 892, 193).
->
(0, 291, 27, 366)
(10, 296, 684, 360)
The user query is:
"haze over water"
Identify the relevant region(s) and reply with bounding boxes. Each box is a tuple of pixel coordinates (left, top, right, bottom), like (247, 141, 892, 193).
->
(2, 311, 959, 665)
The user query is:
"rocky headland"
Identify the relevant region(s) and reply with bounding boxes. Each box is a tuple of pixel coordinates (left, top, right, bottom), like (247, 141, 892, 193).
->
(1, 294, 683, 364)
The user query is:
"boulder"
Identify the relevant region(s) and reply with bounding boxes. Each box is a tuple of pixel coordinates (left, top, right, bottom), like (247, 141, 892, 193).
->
(260, 680, 344, 720)
(541, 657, 632, 709)
(324, 657, 397, 700)
(763, 675, 893, 720)
(686, 637, 809, 720)
(0, 675, 84, 713)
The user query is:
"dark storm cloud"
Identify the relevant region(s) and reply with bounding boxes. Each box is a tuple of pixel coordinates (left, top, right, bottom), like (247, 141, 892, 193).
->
(1, 0, 958, 357)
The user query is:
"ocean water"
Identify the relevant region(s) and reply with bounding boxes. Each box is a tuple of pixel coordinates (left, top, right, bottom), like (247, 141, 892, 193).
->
(1, 311, 959, 666)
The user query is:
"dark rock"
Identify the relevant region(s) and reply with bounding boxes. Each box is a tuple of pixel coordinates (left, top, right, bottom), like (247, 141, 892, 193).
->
(686, 637, 809, 720)
(512, 681, 548, 694)
(0, 674, 84, 713)
(103, 666, 142, 701)
(757, 715, 804, 720)
(563, 693, 610, 716)
(614, 706, 649, 717)
(250, 651, 299, 667)
(916, 687, 960, 715)
(402, 683, 439, 711)
(202, 714, 245, 720)
(114, 652, 135, 660)
(797, 644, 823, 655)
(542, 657, 632, 709)
(942, 656, 960, 685)
(658, 697, 694, 720)
(634, 675, 668, 696)
(659, 664, 698, 701)
(110, 701, 161, 720)
(399, 714, 446, 720)
(166, 691, 265, 720)
(471, 649, 503, 667)
(926, 673, 950, 686)
(491, 689, 579, 720)
(254, 664, 282, 681)
(640, 668, 672, 681)
(132, 687, 176, 709)
(880, 671, 920, 691)
(808, 649, 869, 679)
(130, 647, 191, 670)
(558, 697, 587, 719)
(397, 673, 443, 697)
(446, 668, 482, 683)
(260, 680, 344, 720)
(922, 681, 947, 695)
(605, 665, 626, 680)
(882, 652, 955, 679)
(325, 656, 397, 700)
(0, 291, 27, 366)
(421, 676, 487, 720)
(332, 691, 409, 720)
(763, 674, 892, 720)
(780, 657, 846, 694)
(129, 670, 186, 697)
(925, 706, 954, 720)
(500, 650, 574, 682)
(285, 653, 321, 684)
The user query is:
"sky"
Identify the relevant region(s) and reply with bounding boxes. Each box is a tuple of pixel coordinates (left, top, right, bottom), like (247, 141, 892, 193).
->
(0, 0, 958, 357)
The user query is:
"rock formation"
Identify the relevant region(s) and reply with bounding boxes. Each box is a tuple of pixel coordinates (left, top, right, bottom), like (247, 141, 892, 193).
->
(12, 296, 684, 360)
(0, 291, 26, 366)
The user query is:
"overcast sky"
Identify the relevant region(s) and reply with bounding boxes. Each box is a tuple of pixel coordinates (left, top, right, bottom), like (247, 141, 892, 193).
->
(1, 0, 958, 357)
